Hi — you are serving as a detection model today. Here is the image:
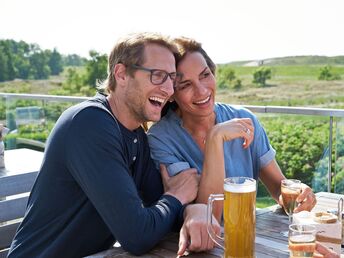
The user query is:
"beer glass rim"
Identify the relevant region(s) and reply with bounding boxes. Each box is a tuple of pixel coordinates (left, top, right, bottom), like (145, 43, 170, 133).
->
(224, 177, 256, 185)
(281, 179, 301, 185)
(224, 177, 256, 193)
(289, 223, 316, 233)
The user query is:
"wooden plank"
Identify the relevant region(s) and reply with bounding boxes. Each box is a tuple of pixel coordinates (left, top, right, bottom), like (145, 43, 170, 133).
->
(0, 197, 29, 223)
(0, 172, 37, 197)
(0, 222, 20, 250)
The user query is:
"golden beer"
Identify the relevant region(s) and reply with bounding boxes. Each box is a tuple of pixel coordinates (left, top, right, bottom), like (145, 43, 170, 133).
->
(208, 177, 256, 258)
(223, 178, 256, 258)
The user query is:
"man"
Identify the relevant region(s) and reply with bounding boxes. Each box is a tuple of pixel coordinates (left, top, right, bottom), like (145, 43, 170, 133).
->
(8, 32, 200, 257)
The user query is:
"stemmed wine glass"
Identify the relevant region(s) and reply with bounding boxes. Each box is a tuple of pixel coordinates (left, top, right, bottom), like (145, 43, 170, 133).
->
(280, 179, 302, 237)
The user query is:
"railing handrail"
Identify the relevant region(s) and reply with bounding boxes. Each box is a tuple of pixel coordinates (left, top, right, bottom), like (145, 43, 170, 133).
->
(243, 105, 344, 118)
(0, 93, 89, 103)
(1, 92, 344, 117)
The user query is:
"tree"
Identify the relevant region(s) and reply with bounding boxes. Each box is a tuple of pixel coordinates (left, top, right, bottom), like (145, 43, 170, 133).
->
(12, 40, 31, 79)
(48, 48, 63, 75)
(0, 48, 9, 82)
(0, 39, 66, 81)
(63, 54, 86, 66)
(84, 50, 108, 87)
(29, 51, 51, 79)
(0, 41, 16, 81)
(252, 67, 272, 87)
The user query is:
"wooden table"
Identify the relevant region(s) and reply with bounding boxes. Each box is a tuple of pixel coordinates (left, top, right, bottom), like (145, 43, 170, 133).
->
(87, 192, 344, 258)
(0, 148, 44, 178)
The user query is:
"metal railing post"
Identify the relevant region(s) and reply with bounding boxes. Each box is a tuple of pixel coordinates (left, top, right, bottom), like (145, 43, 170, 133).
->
(328, 116, 333, 193)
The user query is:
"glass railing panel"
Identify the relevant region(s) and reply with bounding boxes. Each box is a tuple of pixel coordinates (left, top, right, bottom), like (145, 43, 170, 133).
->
(1, 93, 343, 198)
(0, 96, 5, 127)
(334, 117, 344, 194)
(256, 113, 330, 201)
(4, 97, 81, 151)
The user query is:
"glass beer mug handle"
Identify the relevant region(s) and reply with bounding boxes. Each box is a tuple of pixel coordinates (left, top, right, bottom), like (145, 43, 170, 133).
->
(207, 194, 224, 249)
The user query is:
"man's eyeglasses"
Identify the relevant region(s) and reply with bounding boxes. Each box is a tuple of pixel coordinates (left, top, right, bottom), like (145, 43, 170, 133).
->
(131, 64, 181, 86)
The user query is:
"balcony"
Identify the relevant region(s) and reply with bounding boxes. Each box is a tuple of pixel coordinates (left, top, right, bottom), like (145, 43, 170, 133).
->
(1, 93, 343, 195)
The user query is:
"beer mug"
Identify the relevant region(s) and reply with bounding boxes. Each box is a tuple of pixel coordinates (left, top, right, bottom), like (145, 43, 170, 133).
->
(207, 177, 256, 258)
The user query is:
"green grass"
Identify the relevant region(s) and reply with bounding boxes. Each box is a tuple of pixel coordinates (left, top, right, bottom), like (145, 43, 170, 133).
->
(227, 55, 344, 66)
(256, 197, 277, 208)
(220, 65, 344, 79)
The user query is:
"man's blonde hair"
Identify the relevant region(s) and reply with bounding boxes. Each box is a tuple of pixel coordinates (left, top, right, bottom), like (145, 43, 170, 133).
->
(101, 32, 180, 93)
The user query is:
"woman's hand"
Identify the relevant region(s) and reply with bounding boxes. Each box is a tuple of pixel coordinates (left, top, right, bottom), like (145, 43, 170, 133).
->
(212, 118, 254, 149)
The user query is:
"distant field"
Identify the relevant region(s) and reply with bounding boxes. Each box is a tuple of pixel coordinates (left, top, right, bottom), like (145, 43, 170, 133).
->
(221, 65, 344, 79)
(216, 64, 344, 108)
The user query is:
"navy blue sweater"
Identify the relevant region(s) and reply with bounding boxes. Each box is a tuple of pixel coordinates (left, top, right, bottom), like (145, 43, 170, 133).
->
(8, 94, 183, 257)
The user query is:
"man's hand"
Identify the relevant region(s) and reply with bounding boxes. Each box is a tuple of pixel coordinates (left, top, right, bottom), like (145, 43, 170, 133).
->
(177, 204, 220, 256)
(160, 164, 199, 205)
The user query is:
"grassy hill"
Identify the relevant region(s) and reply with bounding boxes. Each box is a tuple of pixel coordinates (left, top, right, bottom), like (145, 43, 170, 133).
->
(216, 56, 344, 109)
(227, 55, 344, 66)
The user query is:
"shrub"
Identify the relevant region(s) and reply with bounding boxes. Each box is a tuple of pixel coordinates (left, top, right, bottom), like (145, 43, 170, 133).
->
(217, 67, 237, 89)
(252, 67, 271, 87)
(260, 116, 328, 190)
(318, 65, 341, 81)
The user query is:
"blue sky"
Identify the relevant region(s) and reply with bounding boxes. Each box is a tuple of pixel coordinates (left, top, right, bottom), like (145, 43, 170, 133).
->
(1, 0, 343, 63)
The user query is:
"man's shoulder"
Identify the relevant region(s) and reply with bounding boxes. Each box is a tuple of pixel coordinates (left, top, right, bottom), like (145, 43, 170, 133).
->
(58, 97, 120, 142)
(62, 94, 112, 123)
(74, 94, 110, 113)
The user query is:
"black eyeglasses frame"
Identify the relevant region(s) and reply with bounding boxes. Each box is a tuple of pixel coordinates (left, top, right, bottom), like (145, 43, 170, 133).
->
(130, 64, 181, 86)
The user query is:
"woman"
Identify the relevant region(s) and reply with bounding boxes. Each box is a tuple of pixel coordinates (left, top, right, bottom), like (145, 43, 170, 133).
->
(147, 37, 316, 220)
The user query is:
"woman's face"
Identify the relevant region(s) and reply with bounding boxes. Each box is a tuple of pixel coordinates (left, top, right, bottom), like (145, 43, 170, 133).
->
(173, 51, 216, 119)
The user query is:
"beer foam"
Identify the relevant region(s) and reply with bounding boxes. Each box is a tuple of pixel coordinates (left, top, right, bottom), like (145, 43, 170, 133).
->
(224, 179, 256, 193)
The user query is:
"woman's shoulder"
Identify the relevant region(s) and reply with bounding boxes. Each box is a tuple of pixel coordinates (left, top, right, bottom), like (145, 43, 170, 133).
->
(148, 109, 180, 135)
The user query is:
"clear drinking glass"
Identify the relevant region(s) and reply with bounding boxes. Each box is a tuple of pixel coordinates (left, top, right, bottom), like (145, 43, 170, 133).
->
(280, 179, 302, 237)
(281, 179, 302, 222)
(288, 224, 316, 257)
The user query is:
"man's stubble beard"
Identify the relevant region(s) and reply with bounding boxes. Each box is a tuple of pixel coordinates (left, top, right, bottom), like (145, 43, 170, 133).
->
(124, 79, 155, 125)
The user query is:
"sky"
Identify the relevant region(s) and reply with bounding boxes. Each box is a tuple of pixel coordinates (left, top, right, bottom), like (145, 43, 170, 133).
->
(1, 0, 343, 64)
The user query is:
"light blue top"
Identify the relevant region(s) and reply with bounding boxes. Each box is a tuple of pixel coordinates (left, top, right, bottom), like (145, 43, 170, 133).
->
(147, 103, 276, 179)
